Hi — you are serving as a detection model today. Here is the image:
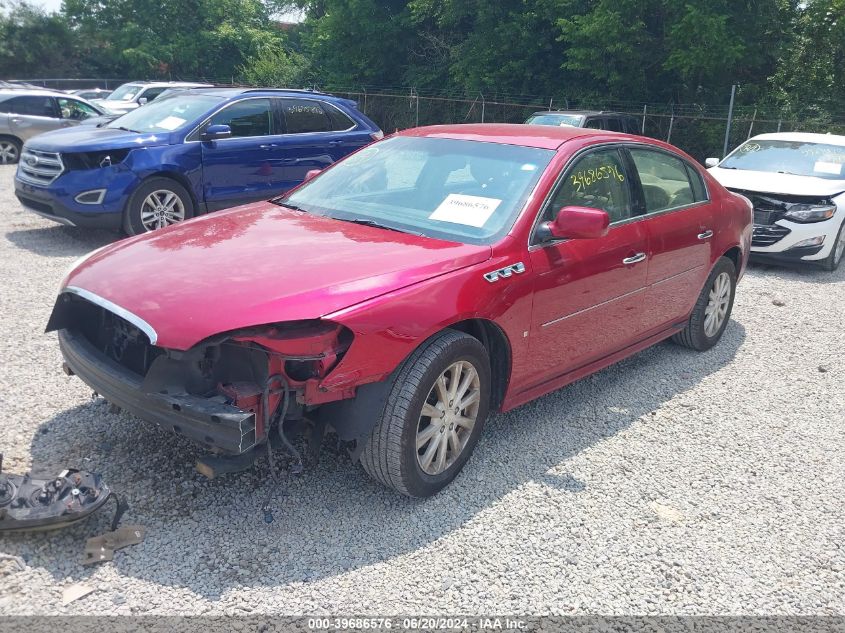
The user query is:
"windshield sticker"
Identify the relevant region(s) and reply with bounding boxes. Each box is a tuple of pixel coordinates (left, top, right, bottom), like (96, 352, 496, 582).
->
(571, 165, 625, 192)
(740, 143, 762, 153)
(429, 194, 502, 227)
(814, 161, 843, 175)
(155, 116, 186, 131)
(520, 164, 538, 171)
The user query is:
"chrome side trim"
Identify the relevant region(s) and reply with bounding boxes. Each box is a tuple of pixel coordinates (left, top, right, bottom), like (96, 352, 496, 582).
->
(541, 286, 647, 328)
(63, 286, 158, 345)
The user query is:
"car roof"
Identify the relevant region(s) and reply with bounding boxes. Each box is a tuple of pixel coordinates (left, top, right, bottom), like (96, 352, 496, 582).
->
(751, 132, 845, 147)
(0, 88, 67, 98)
(400, 123, 628, 150)
(119, 81, 213, 88)
(530, 110, 633, 117)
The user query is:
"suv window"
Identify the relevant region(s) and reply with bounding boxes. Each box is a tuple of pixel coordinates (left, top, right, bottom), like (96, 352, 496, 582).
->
(584, 118, 603, 130)
(140, 87, 168, 102)
(605, 117, 624, 132)
(281, 99, 331, 134)
(323, 103, 355, 131)
(629, 148, 699, 212)
(208, 98, 273, 137)
(542, 148, 632, 224)
(1, 96, 55, 117)
(56, 97, 99, 120)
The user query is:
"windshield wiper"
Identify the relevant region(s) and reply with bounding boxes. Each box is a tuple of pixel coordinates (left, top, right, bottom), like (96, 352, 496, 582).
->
(270, 199, 305, 212)
(113, 126, 140, 133)
(333, 217, 423, 236)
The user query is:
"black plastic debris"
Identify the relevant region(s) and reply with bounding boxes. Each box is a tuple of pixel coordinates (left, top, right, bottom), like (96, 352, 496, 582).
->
(0, 454, 116, 533)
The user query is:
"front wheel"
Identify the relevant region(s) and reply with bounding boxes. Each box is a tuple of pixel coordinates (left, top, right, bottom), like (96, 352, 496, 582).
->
(360, 329, 491, 497)
(821, 220, 845, 272)
(672, 257, 737, 351)
(123, 177, 194, 236)
(0, 137, 21, 165)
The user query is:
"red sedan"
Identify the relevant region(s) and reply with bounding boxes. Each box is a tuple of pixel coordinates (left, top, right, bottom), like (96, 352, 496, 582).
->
(48, 124, 752, 497)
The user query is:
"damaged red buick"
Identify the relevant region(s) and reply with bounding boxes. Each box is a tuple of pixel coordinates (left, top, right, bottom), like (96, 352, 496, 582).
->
(48, 124, 752, 497)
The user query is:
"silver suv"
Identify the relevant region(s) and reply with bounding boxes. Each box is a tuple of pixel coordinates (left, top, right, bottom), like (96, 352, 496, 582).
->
(0, 89, 105, 164)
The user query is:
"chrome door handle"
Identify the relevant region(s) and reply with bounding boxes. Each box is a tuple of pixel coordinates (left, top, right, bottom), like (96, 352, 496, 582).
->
(259, 143, 278, 149)
(622, 253, 647, 265)
(698, 230, 714, 240)
(10, 118, 22, 124)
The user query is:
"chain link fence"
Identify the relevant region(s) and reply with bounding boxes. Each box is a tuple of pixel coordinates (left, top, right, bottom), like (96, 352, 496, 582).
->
(10, 78, 845, 162)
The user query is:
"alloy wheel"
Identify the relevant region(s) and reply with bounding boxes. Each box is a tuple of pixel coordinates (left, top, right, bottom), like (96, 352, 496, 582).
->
(140, 189, 186, 231)
(704, 271, 731, 337)
(416, 360, 481, 476)
(0, 141, 19, 164)
(835, 227, 845, 265)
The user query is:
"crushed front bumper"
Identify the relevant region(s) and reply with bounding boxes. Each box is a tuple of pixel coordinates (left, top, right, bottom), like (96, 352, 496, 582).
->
(58, 329, 258, 454)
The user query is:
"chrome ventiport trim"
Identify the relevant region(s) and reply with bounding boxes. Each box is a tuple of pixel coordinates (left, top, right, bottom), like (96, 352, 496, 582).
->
(484, 262, 526, 282)
(63, 286, 158, 345)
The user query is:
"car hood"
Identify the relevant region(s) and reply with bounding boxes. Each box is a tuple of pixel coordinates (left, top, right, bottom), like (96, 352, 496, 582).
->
(709, 166, 845, 198)
(62, 204, 492, 350)
(24, 126, 173, 153)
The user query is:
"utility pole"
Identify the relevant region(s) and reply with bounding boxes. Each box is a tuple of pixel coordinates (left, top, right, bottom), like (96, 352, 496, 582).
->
(722, 84, 737, 158)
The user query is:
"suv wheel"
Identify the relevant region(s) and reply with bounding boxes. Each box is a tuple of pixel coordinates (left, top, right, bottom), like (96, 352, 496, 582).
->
(672, 257, 737, 351)
(124, 177, 194, 235)
(360, 329, 491, 497)
(0, 138, 21, 165)
(821, 220, 845, 272)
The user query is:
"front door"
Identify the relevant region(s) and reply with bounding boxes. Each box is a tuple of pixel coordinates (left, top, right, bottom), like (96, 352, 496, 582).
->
(200, 97, 282, 210)
(625, 147, 714, 334)
(525, 146, 649, 389)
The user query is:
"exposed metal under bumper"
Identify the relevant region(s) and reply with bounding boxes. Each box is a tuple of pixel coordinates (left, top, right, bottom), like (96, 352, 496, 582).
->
(58, 329, 257, 454)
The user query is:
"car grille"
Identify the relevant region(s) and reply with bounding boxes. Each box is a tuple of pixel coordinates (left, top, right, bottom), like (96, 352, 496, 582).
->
(17, 148, 64, 186)
(752, 224, 791, 247)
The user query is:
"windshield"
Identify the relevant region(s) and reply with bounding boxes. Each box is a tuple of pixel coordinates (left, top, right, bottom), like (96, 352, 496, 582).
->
(720, 139, 845, 180)
(106, 84, 144, 101)
(106, 95, 221, 133)
(279, 136, 554, 244)
(525, 113, 584, 127)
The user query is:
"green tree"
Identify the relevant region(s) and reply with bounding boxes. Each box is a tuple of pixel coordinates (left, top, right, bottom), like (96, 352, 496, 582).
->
(0, 0, 84, 77)
(239, 44, 312, 87)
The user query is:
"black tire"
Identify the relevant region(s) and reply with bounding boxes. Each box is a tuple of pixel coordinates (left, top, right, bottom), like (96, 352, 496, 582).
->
(123, 177, 194, 236)
(820, 219, 845, 272)
(360, 329, 491, 497)
(0, 136, 22, 165)
(672, 257, 737, 351)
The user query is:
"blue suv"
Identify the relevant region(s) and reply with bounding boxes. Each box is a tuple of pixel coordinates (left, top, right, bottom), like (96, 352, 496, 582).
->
(14, 88, 383, 234)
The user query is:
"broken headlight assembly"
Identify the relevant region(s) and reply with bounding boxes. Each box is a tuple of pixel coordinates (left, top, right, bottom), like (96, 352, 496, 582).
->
(62, 148, 131, 171)
(783, 202, 837, 223)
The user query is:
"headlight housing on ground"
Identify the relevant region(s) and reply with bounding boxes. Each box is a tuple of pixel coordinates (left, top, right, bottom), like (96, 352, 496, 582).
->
(784, 203, 837, 223)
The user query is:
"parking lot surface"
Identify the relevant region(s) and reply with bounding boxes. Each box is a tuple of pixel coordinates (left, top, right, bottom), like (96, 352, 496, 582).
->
(0, 163, 842, 615)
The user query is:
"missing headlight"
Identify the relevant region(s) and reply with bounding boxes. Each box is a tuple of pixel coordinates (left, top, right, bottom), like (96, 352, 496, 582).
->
(63, 149, 131, 171)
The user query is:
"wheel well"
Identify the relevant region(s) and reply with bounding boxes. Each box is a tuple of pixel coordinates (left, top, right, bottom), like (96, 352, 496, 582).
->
(448, 319, 511, 411)
(146, 171, 199, 212)
(0, 134, 22, 146)
(723, 246, 741, 273)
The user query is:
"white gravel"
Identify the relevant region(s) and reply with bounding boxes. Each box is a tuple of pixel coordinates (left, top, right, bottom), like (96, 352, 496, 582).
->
(0, 163, 842, 615)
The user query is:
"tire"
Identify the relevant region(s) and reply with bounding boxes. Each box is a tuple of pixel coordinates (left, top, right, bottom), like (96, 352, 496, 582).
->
(123, 177, 194, 236)
(0, 137, 22, 165)
(820, 220, 845, 272)
(360, 329, 491, 497)
(672, 257, 737, 351)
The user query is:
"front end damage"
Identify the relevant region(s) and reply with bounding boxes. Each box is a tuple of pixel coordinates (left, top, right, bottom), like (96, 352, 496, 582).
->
(47, 291, 362, 468)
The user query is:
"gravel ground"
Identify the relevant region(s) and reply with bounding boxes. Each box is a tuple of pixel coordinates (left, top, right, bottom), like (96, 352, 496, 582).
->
(0, 162, 842, 616)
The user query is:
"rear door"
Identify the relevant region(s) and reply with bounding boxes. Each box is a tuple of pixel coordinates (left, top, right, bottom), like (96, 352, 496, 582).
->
(199, 97, 281, 210)
(525, 146, 649, 389)
(625, 146, 714, 334)
(4, 95, 62, 142)
(270, 98, 371, 191)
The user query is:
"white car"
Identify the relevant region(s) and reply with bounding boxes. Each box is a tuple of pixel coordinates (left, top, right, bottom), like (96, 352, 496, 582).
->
(90, 81, 213, 115)
(706, 132, 845, 271)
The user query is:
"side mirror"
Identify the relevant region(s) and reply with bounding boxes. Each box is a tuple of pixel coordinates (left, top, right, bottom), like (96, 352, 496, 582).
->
(538, 206, 610, 242)
(201, 124, 232, 141)
(138, 97, 148, 105)
(304, 169, 322, 181)
(704, 157, 719, 168)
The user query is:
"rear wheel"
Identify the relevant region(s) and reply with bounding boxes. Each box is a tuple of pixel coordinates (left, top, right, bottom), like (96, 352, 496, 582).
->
(0, 137, 21, 165)
(360, 329, 491, 497)
(821, 220, 845, 272)
(672, 257, 736, 351)
(123, 177, 194, 235)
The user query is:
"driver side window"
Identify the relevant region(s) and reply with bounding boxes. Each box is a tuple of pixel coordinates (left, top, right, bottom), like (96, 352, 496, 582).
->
(543, 148, 632, 224)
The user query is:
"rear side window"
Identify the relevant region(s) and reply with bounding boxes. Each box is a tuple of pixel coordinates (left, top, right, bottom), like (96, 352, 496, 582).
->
(208, 98, 273, 137)
(605, 117, 624, 132)
(629, 148, 700, 212)
(140, 87, 168, 102)
(323, 103, 355, 131)
(281, 99, 331, 134)
(584, 118, 603, 130)
(2, 96, 55, 117)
